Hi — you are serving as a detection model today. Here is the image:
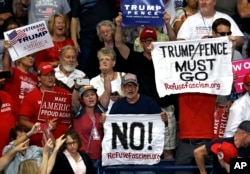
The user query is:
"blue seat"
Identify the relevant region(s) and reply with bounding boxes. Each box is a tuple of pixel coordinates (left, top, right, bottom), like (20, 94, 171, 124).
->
(101, 159, 213, 174)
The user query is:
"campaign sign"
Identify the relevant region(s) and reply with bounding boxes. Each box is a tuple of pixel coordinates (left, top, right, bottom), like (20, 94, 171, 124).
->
(151, 37, 233, 96)
(121, 0, 165, 27)
(38, 91, 72, 124)
(230, 158, 250, 174)
(102, 114, 164, 166)
(232, 58, 250, 93)
(213, 105, 229, 139)
(4, 20, 54, 61)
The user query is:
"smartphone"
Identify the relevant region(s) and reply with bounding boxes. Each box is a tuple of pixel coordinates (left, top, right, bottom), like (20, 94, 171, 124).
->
(0, 71, 11, 79)
(76, 78, 90, 85)
(111, 91, 119, 96)
(36, 123, 45, 132)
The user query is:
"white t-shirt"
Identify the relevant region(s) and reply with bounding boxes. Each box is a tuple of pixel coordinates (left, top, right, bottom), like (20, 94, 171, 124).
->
(90, 72, 125, 113)
(55, 66, 86, 88)
(177, 11, 244, 40)
(224, 93, 250, 137)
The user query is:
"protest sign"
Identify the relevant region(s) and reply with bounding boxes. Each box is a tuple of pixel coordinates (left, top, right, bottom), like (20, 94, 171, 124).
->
(214, 105, 229, 139)
(151, 37, 233, 96)
(102, 114, 164, 166)
(38, 91, 72, 124)
(232, 58, 250, 93)
(4, 20, 54, 61)
(121, 0, 164, 27)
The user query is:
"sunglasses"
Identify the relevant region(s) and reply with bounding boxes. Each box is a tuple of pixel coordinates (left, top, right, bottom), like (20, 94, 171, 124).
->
(216, 31, 232, 36)
(141, 39, 155, 44)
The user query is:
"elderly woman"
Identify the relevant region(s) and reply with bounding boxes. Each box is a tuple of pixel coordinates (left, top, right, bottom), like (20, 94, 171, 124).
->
(90, 47, 125, 113)
(87, 20, 129, 79)
(35, 13, 74, 68)
(51, 129, 95, 174)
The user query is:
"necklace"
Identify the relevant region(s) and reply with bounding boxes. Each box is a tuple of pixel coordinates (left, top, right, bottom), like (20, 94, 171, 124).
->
(201, 12, 215, 37)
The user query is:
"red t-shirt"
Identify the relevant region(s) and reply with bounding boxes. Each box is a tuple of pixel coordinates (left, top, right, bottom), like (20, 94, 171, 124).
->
(4, 67, 37, 120)
(35, 37, 74, 68)
(178, 93, 217, 139)
(73, 113, 103, 160)
(0, 91, 16, 156)
(19, 87, 71, 146)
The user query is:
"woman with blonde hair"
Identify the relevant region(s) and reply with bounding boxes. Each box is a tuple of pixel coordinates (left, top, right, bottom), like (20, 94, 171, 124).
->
(35, 13, 74, 68)
(18, 159, 38, 174)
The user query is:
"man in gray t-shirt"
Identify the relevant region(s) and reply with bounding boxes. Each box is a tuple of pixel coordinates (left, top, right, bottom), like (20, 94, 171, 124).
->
(20, 0, 71, 24)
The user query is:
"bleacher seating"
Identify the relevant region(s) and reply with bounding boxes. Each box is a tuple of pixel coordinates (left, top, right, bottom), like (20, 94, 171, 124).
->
(101, 159, 213, 174)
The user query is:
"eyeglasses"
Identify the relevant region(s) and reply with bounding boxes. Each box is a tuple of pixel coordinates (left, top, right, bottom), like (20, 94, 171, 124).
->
(141, 39, 155, 44)
(65, 141, 78, 146)
(99, 58, 113, 62)
(100, 29, 112, 35)
(216, 31, 232, 36)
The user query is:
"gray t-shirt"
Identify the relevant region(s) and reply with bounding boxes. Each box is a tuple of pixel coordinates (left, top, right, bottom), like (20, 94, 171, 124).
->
(27, 0, 71, 24)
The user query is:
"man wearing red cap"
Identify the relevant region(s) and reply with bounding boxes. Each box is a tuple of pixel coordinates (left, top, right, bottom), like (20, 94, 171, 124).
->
(115, 12, 178, 159)
(19, 62, 70, 147)
(224, 72, 250, 138)
(194, 120, 250, 174)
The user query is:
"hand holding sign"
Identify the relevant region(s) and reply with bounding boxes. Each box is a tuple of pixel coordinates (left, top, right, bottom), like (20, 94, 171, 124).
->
(49, 118, 58, 131)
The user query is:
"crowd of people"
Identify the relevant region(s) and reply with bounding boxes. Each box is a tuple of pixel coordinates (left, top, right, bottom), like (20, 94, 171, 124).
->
(0, 0, 250, 174)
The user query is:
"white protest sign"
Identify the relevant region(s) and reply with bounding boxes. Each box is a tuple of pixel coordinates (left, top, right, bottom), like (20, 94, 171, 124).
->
(151, 37, 233, 96)
(4, 20, 54, 61)
(102, 114, 164, 166)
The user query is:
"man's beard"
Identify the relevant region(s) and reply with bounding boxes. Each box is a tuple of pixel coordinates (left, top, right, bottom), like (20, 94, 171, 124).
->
(62, 64, 76, 72)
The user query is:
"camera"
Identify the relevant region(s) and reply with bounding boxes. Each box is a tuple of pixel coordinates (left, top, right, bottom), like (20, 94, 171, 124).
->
(35, 123, 45, 132)
(110, 91, 119, 96)
(76, 78, 90, 86)
(0, 71, 11, 79)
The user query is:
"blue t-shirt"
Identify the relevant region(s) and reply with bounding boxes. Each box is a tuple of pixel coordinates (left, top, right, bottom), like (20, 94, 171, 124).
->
(109, 94, 161, 114)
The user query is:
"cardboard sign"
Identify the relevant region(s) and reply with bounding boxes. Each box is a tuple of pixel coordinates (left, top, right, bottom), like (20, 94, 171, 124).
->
(214, 105, 229, 139)
(4, 20, 54, 61)
(38, 91, 72, 124)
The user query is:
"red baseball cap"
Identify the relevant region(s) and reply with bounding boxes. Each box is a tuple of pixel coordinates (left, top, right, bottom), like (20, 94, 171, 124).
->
(37, 62, 54, 75)
(211, 142, 238, 163)
(140, 27, 157, 40)
(244, 72, 250, 85)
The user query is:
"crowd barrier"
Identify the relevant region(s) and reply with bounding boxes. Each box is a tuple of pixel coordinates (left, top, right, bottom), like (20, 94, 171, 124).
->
(100, 159, 213, 174)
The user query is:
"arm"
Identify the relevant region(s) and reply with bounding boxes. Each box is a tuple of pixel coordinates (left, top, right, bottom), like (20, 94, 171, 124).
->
(19, 115, 34, 129)
(2, 41, 11, 71)
(164, 12, 176, 41)
(46, 134, 65, 174)
(0, 12, 12, 26)
(235, 36, 244, 48)
(194, 145, 208, 174)
(13, 122, 40, 146)
(114, 12, 130, 59)
(72, 87, 81, 115)
(174, 20, 184, 35)
(0, 139, 29, 171)
(224, 103, 243, 137)
(98, 73, 111, 109)
(70, 17, 80, 52)
(237, 0, 250, 18)
(37, 139, 51, 174)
